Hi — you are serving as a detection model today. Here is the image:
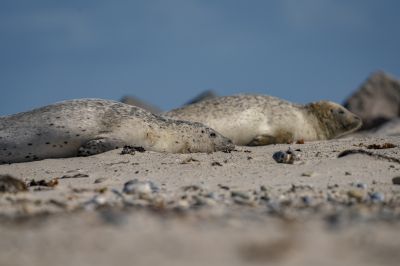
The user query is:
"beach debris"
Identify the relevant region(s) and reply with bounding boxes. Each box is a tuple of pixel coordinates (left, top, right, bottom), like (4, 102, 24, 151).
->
(120, 145, 146, 155)
(182, 185, 202, 192)
(218, 184, 230, 190)
(211, 161, 223, 166)
(48, 199, 68, 209)
(338, 149, 400, 164)
(95, 187, 108, 194)
(301, 195, 313, 206)
(0, 175, 27, 193)
(180, 157, 199, 164)
(29, 178, 58, 187)
(272, 148, 300, 164)
(123, 179, 159, 196)
(366, 143, 396, 149)
(60, 173, 89, 179)
(295, 139, 305, 144)
(392, 176, 400, 185)
(94, 177, 107, 184)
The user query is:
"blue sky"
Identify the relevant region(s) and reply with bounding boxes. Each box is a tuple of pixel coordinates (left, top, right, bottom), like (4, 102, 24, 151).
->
(0, 0, 399, 115)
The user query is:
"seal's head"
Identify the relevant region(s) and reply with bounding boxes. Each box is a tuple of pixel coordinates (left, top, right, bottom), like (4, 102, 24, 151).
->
(151, 119, 235, 153)
(306, 101, 362, 139)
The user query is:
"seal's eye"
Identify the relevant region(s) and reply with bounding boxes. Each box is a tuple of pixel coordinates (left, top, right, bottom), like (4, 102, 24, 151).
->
(338, 110, 345, 115)
(209, 132, 216, 138)
(330, 109, 334, 113)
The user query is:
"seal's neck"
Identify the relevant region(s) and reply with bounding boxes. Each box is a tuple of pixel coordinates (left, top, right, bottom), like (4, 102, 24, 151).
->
(304, 103, 337, 140)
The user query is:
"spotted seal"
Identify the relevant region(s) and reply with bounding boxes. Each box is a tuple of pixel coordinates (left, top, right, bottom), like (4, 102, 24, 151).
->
(164, 94, 362, 145)
(0, 99, 234, 164)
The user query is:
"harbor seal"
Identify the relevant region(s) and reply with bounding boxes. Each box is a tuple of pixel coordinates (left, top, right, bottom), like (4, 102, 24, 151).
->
(0, 99, 234, 164)
(164, 94, 362, 145)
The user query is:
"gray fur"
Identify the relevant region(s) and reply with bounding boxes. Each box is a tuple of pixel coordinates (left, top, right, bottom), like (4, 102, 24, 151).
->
(164, 94, 362, 145)
(0, 99, 234, 164)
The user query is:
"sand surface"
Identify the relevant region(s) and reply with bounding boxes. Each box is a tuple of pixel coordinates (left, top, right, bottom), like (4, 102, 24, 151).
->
(1, 136, 400, 266)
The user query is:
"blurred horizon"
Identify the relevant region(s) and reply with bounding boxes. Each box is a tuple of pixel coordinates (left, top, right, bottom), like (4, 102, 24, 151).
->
(1, 0, 399, 115)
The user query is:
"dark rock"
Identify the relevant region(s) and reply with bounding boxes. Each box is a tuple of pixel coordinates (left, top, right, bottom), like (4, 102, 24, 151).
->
(120, 96, 162, 114)
(344, 71, 400, 130)
(392, 176, 400, 185)
(121, 145, 146, 155)
(184, 90, 217, 106)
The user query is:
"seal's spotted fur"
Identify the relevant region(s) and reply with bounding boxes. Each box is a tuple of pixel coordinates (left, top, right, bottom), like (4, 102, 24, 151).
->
(0, 99, 234, 164)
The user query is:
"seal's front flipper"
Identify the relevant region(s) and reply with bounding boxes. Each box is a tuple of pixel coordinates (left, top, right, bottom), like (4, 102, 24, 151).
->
(78, 138, 123, 156)
(247, 135, 278, 146)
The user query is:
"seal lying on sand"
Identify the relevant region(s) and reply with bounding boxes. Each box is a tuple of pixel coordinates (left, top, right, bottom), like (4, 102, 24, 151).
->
(0, 99, 234, 164)
(164, 94, 362, 145)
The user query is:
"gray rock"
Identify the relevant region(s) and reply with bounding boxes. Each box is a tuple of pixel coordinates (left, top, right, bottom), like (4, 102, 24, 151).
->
(344, 71, 400, 130)
(369, 192, 384, 202)
(184, 90, 217, 106)
(123, 179, 159, 196)
(120, 96, 162, 114)
(373, 118, 400, 136)
(272, 148, 300, 164)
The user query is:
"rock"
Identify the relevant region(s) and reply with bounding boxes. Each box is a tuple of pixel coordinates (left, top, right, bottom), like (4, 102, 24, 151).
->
(120, 95, 162, 114)
(373, 118, 400, 136)
(184, 90, 217, 106)
(344, 71, 400, 130)
(354, 182, 367, 189)
(123, 179, 159, 196)
(120, 145, 146, 155)
(273, 148, 300, 164)
(94, 177, 107, 184)
(369, 192, 384, 202)
(392, 176, 400, 185)
(347, 190, 365, 202)
(0, 175, 27, 193)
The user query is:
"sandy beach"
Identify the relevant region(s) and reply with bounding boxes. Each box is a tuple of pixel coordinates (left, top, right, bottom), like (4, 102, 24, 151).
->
(0, 135, 399, 266)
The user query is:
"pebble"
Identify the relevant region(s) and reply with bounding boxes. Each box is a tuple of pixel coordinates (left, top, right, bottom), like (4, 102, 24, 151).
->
(123, 179, 159, 196)
(301, 195, 313, 206)
(84, 195, 108, 210)
(94, 177, 107, 184)
(354, 182, 367, 189)
(392, 176, 400, 185)
(231, 191, 251, 200)
(369, 192, 385, 203)
(272, 148, 300, 164)
(347, 190, 365, 202)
